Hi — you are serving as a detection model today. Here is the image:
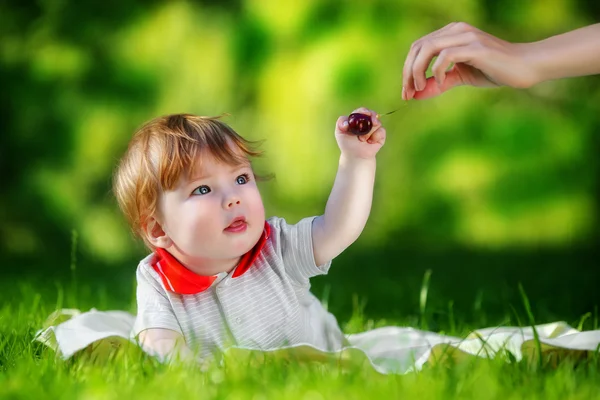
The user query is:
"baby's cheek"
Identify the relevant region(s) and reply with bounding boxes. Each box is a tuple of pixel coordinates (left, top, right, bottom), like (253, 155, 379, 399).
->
(178, 211, 208, 247)
(248, 191, 266, 218)
(252, 200, 265, 218)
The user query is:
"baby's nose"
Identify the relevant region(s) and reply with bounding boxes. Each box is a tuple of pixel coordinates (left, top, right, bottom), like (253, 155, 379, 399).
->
(224, 192, 242, 208)
(227, 199, 241, 208)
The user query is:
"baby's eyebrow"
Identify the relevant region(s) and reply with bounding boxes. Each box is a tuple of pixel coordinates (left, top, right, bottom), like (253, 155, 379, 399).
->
(232, 163, 251, 171)
(187, 163, 251, 183)
(187, 173, 209, 183)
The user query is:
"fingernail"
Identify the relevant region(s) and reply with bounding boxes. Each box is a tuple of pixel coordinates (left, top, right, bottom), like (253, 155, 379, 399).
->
(342, 120, 348, 127)
(402, 87, 406, 100)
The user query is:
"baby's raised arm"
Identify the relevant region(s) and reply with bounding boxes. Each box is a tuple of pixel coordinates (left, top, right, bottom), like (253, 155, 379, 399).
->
(311, 108, 386, 266)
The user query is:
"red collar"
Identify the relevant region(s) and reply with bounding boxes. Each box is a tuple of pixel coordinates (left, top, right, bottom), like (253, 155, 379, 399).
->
(152, 222, 271, 295)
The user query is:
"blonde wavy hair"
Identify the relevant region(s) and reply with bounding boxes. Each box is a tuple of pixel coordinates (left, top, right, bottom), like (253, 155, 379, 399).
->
(113, 114, 263, 249)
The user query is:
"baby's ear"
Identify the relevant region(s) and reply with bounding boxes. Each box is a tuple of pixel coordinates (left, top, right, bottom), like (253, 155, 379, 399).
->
(143, 217, 173, 249)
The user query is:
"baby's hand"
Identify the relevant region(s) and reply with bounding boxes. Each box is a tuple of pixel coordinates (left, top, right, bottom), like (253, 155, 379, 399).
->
(335, 107, 386, 159)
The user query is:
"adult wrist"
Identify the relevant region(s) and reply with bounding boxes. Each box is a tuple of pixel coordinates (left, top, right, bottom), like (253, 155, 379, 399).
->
(515, 41, 547, 88)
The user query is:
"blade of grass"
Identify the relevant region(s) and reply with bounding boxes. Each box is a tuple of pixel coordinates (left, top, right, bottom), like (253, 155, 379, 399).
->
(448, 300, 456, 335)
(69, 229, 79, 307)
(577, 312, 591, 331)
(518, 283, 542, 370)
(419, 269, 432, 331)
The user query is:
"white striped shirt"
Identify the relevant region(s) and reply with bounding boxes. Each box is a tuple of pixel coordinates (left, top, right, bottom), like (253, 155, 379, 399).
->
(133, 216, 345, 358)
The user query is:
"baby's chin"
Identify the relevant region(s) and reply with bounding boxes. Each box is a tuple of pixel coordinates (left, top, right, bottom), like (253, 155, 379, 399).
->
(236, 223, 264, 246)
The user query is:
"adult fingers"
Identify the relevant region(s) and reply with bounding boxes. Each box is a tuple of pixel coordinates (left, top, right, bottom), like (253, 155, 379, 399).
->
(411, 71, 463, 100)
(412, 31, 485, 91)
(403, 22, 481, 100)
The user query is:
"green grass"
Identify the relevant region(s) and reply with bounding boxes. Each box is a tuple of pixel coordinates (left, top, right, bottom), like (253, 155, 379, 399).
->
(1, 275, 599, 400)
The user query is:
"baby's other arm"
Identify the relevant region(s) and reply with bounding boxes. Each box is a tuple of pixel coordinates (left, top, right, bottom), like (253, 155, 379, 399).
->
(312, 108, 386, 266)
(135, 265, 199, 364)
(138, 328, 196, 363)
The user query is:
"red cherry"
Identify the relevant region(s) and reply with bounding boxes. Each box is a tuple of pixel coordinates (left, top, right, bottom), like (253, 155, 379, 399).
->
(347, 113, 372, 135)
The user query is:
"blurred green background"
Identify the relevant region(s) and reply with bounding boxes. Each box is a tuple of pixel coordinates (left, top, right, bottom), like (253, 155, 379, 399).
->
(1, 0, 599, 330)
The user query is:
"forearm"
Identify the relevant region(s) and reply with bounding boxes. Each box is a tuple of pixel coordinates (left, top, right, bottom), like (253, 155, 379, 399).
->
(525, 23, 600, 85)
(312, 154, 376, 265)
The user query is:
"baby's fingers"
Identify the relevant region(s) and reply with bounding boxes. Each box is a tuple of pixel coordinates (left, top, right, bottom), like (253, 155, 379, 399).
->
(350, 106, 374, 116)
(360, 119, 382, 142)
(336, 116, 349, 133)
(365, 112, 382, 142)
(367, 126, 386, 145)
(347, 108, 380, 142)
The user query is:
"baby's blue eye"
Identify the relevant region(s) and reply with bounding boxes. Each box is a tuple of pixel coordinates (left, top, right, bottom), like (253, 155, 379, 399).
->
(236, 174, 250, 185)
(192, 185, 211, 195)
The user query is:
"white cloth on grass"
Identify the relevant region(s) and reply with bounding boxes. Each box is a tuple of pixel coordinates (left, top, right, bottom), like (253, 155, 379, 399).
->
(35, 309, 600, 374)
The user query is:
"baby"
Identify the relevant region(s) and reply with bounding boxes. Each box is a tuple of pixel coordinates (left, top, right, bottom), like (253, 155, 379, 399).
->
(113, 109, 386, 362)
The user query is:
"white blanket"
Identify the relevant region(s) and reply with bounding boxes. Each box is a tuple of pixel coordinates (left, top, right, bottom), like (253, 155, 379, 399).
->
(35, 309, 600, 374)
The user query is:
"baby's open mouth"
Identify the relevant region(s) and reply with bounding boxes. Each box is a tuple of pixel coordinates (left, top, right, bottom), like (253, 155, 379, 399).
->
(225, 217, 247, 233)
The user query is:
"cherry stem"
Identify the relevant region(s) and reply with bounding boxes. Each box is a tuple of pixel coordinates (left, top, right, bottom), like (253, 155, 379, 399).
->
(375, 102, 408, 119)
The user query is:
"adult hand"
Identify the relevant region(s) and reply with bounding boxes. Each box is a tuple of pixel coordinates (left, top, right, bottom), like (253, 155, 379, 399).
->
(402, 22, 537, 100)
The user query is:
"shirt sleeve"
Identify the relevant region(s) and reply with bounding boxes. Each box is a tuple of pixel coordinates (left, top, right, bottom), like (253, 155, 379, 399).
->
(268, 216, 332, 286)
(132, 262, 183, 338)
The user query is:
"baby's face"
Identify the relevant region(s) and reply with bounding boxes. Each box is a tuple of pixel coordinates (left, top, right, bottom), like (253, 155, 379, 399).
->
(156, 147, 265, 275)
